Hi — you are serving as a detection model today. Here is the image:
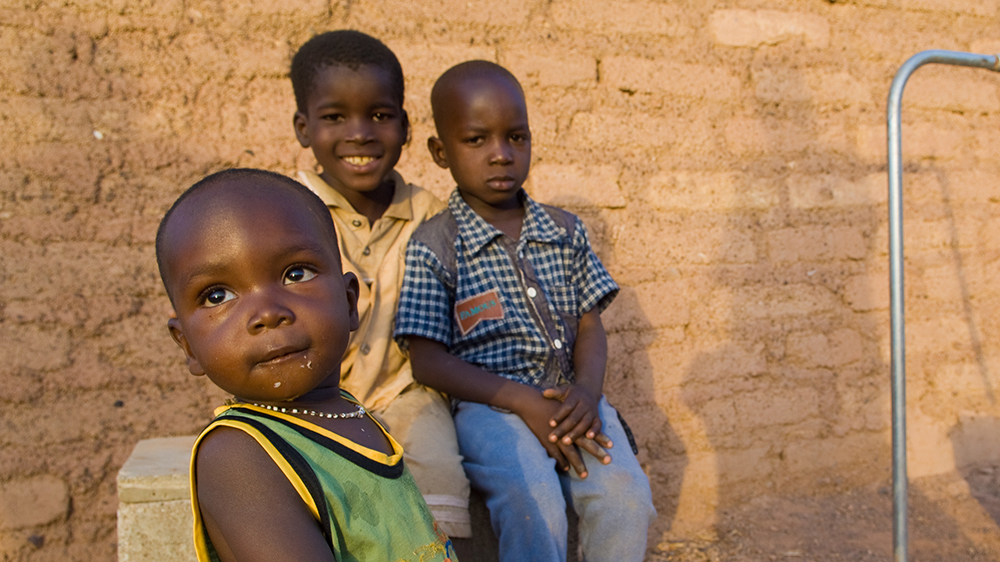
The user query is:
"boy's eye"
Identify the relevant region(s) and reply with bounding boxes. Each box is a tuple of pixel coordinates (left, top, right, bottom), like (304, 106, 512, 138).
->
(284, 266, 317, 285)
(322, 113, 345, 122)
(464, 136, 484, 146)
(511, 133, 530, 143)
(372, 112, 393, 121)
(202, 288, 235, 308)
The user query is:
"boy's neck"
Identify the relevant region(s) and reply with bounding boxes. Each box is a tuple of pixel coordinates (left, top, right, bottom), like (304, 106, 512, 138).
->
(322, 173, 395, 225)
(460, 190, 525, 241)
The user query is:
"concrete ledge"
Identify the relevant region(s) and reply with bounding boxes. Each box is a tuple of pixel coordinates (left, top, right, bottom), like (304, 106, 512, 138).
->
(117, 436, 197, 562)
(116, 436, 574, 562)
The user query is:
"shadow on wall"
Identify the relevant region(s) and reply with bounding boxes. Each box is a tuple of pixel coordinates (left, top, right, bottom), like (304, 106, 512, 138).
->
(951, 414, 1000, 526)
(679, 43, 892, 514)
(560, 198, 688, 549)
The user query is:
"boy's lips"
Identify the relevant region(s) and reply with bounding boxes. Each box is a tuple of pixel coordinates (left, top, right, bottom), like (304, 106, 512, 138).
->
(257, 345, 308, 365)
(486, 176, 517, 190)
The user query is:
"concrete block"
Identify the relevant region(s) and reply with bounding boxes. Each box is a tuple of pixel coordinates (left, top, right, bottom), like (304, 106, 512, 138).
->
(906, 69, 1000, 113)
(753, 67, 870, 106)
(725, 117, 842, 156)
(350, 0, 534, 27)
(549, 0, 691, 36)
(732, 284, 839, 318)
(117, 500, 197, 562)
(570, 110, 679, 149)
(906, 316, 971, 357)
(786, 329, 863, 368)
(766, 226, 867, 262)
(633, 281, 692, 328)
(787, 173, 887, 209)
(602, 57, 741, 100)
(733, 387, 819, 428)
(390, 42, 497, 85)
(0, 324, 72, 372)
(117, 436, 196, 504)
(709, 9, 830, 49)
(504, 48, 595, 89)
(899, 0, 998, 17)
(646, 171, 779, 211)
(526, 163, 625, 208)
(844, 272, 889, 312)
(0, 475, 68, 529)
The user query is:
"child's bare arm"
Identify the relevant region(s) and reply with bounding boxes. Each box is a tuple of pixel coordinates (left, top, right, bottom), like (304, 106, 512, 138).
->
(195, 428, 336, 562)
(409, 335, 597, 476)
(542, 307, 613, 458)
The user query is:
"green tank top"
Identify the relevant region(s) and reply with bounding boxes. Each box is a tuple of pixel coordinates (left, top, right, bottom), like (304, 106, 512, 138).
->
(190, 391, 456, 562)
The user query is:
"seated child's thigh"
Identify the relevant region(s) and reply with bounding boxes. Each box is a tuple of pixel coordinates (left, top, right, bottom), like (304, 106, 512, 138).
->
(379, 385, 472, 537)
(564, 398, 655, 517)
(452, 400, 562, 489)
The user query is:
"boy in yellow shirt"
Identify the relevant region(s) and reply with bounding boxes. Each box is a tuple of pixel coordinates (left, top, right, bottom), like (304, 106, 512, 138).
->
(290, 30, 472, 543)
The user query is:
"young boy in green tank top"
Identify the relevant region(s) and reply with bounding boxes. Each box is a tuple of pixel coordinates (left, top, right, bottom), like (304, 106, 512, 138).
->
(156, 169, 456, 562)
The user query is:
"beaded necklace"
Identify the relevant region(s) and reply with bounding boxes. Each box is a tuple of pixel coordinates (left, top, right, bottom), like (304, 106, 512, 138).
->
(226, 399, 367, 420)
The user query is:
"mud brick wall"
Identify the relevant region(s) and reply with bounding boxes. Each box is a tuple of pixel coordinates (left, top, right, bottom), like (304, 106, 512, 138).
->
(3, 0, 1000, 559)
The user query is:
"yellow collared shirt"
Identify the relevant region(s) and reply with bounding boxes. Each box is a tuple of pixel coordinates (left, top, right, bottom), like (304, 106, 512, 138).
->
(297, 170, 446, 411)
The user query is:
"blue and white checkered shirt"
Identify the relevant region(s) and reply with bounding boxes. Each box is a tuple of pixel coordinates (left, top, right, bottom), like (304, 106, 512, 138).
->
(394, 190, 618, 388)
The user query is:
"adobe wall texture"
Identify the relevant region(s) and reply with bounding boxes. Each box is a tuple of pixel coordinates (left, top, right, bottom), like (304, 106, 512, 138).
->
(2, 0, 1000, 559)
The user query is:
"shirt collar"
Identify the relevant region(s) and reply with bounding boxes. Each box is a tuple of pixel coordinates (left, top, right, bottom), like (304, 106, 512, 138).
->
(447, 189, 566, 255)
(299, 170, 413, 221)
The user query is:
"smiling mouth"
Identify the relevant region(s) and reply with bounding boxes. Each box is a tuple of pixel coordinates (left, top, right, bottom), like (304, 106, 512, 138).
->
(342, 155, 377, 167)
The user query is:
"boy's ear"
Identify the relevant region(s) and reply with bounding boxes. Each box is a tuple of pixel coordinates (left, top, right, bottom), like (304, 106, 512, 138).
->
(427, 137, 449, 169)
(293, 112, 311, 148)
(342, 272, 361, 331)
(401, 109, 411, 146)
(167, 317, 206, 377)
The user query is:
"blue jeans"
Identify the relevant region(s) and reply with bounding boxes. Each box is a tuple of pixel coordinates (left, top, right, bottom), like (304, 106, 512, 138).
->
(454, 397, 656, 562)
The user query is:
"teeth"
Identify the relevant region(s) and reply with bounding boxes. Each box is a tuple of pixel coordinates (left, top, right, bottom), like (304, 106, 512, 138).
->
(342, 156, 375, 166)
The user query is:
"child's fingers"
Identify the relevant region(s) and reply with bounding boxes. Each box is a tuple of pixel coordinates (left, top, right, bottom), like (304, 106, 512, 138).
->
(574, 437, 611, 465)
(585, 417, 603, 441)
(541, 386, 569, 401)
(547, 400, 576, 429)
(559, 412, 596, 445)
(558, 441, 588, 478)
(593, 431, 613, 449)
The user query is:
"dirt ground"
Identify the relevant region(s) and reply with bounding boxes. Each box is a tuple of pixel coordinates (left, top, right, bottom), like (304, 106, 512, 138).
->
(650, 466, 1000, 562)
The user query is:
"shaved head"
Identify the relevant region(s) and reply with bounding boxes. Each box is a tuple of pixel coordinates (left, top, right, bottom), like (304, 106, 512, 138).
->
(430, 60, 524, 138)
(155, 169, 339, 304)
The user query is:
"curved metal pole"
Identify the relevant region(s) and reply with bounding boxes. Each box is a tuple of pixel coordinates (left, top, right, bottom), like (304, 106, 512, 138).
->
(887, 49, 1000, 562)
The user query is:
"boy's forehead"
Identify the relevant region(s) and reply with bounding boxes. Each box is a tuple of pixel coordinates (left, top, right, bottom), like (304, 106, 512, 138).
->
(163, 181, 328, 257)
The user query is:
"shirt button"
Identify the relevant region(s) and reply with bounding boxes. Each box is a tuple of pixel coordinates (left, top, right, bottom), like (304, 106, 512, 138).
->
(553, 339, 563, 350)
(362, 247, 371, 256)
(527, 287, 537, 298)
(360, 344, 371, 355)
(352, 219, 362, 227)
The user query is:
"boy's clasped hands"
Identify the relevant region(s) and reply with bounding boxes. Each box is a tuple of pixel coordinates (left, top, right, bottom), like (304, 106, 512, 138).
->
(537, 383, 613, 478)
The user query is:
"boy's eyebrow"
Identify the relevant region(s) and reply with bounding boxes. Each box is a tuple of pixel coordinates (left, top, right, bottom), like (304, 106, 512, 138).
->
(175, 242, 332, 290)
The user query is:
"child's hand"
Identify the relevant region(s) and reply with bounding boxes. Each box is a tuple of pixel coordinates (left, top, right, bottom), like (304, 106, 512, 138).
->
(514, 392, 596, 478)
(542, 384, 605, 448)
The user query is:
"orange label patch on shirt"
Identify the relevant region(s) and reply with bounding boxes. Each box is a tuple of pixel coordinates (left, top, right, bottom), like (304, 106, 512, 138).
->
(455, 289, 504, 335)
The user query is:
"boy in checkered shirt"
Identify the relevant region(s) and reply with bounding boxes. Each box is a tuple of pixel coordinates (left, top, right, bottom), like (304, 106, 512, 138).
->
(394, 60, 655, 562)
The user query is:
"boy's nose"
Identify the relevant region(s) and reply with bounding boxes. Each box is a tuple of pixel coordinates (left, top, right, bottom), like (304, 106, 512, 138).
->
(344, 118, 375, 143)
(488, 140, 514, 165)
(247, 293, 295, 333)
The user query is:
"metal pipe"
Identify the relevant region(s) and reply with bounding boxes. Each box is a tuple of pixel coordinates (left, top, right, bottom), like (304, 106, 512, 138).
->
(887, 49, 1000, 562)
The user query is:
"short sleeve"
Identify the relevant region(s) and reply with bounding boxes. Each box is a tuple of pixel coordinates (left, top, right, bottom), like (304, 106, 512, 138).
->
(570, 218, 619, 315)
(394, 239, 454, 350)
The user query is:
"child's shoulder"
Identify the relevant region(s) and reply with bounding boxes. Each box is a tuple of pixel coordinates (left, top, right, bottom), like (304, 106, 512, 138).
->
(395, 175, 447, 220)
(532, 200, 580, 235)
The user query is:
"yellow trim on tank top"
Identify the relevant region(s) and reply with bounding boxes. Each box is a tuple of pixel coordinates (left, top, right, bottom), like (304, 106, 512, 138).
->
(211, 401, 404, 467)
